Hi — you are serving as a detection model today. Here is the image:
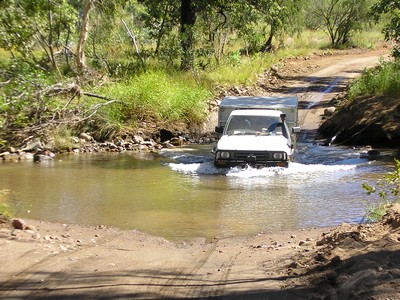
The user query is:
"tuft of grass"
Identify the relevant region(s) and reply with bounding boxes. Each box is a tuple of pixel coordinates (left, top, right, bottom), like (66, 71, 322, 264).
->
(204, 56, 268, 86)
(94, 70, 212, 126)
(0, 190, 14, 220)
(53, 126, 76, 152)
(348, 60, 400, 100)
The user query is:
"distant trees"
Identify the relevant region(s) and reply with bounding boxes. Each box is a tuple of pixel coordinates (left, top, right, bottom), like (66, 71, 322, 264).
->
(0, 0, 391, 76)
(306, 0, 375, 48)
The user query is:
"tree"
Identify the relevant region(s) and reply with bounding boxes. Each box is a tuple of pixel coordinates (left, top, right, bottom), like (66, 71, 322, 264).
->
(180, 0, 196, 70)
(307, 0, 373, 48)
(247, 0, 306, 52)
(76, 0, 93, 76)
(371, 0, 400, 57)
(0, 0, 77, 71)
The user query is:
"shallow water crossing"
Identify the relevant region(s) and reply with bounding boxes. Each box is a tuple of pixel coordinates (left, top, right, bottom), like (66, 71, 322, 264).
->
(0, 143, 394, 241)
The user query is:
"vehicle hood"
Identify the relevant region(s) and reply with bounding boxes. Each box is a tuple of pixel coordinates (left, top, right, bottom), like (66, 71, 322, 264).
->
(216, 135, 291, 153)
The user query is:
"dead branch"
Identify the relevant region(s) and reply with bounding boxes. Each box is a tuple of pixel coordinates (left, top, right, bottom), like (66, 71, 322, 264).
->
(0, 79, 11, 86)
(82, 92, 115, 101)
(80, 98, 123, 122)
(121, 19, 145, 66)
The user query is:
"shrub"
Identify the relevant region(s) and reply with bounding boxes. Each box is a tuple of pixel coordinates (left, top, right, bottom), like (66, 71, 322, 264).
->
(95, 70, 212, 126)
(348, 60, 400, 100)
(362, 159, 400, 221)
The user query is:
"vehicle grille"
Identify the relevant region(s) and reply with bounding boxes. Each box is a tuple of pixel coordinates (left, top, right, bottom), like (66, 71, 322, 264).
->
(233, 151, 285, 162)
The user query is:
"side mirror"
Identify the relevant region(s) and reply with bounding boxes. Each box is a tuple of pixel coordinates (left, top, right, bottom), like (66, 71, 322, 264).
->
(292, 126, 301, 134)
(215, 126, 224, 134)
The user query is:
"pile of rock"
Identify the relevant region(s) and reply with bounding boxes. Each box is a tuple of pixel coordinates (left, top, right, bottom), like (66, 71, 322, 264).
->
(0, 140, 55, 162)
(0, 130, 218, 161)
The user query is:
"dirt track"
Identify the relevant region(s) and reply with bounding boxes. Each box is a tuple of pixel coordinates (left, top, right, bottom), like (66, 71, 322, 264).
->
(1, 48, 399, 300)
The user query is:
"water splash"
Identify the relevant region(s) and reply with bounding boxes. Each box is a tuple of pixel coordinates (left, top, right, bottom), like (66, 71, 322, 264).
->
(168, 161, 359, 177)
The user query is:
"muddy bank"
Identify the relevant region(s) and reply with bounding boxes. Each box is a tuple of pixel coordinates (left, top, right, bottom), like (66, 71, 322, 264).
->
(1, 204, 400, 299)
(318, 94, 400, 148)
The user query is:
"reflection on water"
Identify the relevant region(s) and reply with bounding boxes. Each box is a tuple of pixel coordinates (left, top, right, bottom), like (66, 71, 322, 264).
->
(0, 144, 395, 241)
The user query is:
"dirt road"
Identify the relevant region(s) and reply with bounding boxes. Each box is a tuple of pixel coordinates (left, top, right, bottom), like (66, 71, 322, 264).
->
(1, 48, 399, 300)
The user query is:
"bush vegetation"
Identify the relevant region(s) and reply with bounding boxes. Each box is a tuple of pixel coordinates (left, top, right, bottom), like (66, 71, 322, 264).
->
(362, 159, 400, 221)
(347, 60, 400, 100)
(0, 0, 390, 145)
(0, 190, 13, 221)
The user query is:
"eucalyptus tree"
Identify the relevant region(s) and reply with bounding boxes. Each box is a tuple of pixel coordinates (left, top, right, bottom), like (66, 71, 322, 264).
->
(245, 0, 307, 52)
(306, 0, 375, 48)
(74, 0, 130, 75)
(0, 0, 77, 72)
(371, 0, 400, 57)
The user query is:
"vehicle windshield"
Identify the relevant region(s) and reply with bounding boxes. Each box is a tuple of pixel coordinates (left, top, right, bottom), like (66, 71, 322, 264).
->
(225, 115, 283, 136)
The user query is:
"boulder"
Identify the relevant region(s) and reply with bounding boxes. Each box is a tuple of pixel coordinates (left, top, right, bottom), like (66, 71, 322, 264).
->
(12, 218, 25, 230)
(324, 107, 336, 116)
(79, 133, 93, 142)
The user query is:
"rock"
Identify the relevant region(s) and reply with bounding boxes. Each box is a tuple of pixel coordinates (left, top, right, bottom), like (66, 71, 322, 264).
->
(19, 152, 34, 161)
(163, 142, 175, 149)
(0, 151, 10, 158)
(24, 224, 36, 231)
(170, 137, 185, 146)
(160, 129, 174, 142)
(79, 133, 93, 142)
(12, 218, 25, 230)
(359, 148, 381, 159)
(141, 140, 156, 147)
(2, 153, 19, 161)
(133, 135, 144, 144)
(33, 150, 55, 162)
(367, 149, 380, 157)
(324, 107, 336, 116)
(6, 147, 17, 153)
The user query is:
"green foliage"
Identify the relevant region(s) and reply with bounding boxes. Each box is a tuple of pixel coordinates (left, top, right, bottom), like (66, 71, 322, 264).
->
(205, 54, 275, 86)
(53, 125, 75, 152)
(306, 0, 376, 48)
(362, 159, 400, 221)
(95, 70, 211, 125)
(371, 0, 400, 57)
(0, 190, 13, 220)
(0, 0, 389, 146)
(0, 59, 58, 129)
(347, 60, 400, 100)
(0, 0, 78, 69)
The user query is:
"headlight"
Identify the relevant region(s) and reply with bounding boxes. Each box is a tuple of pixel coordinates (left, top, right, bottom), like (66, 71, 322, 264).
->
(273, 152, 284, 160)
(218, 151, 230, 159)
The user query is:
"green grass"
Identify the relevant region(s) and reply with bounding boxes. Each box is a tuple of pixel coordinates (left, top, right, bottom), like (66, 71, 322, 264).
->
(93, 70, 212, 126)
(362, 159, 400, 222)
(0, 190, 13, 220)
(203, 54, 275, 87)
(53, 125, 76, 152)
(348, 60, 400, 100)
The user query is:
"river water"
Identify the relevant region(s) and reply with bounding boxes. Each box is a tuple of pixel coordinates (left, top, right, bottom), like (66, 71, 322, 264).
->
(0, 141, 395, 241)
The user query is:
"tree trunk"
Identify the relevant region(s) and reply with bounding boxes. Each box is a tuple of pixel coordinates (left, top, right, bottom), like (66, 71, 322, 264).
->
(180, 0, 196, 70)
(76, 0, 93, 76)
(261, 21, 275, 53)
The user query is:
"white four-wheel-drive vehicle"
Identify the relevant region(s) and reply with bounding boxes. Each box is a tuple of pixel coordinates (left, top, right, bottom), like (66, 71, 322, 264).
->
(213, 96, 301, 168)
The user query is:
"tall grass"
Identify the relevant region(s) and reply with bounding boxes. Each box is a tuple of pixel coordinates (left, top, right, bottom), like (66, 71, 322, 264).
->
(94, 70, 212, 126)
(347, 60, 400, 100)
(204, 54, 276, 87)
